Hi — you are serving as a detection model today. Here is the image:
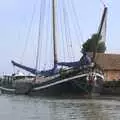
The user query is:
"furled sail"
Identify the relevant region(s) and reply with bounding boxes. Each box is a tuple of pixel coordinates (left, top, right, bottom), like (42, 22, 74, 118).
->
(57, 61, 80, 67)
(57, 52, 91, 67)
(11, 60, 40, 75)
(11, 60, 58, 76)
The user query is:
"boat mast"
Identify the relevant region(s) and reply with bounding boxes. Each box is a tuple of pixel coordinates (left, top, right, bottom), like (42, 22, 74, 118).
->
(52, 0, 58, 67)
(92, 6, 107, 62)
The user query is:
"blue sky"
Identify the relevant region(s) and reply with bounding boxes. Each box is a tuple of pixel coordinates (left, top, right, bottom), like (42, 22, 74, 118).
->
(0, 0, 120, 74)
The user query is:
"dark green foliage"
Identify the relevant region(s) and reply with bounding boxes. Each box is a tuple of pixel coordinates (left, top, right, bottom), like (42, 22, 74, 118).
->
(82, 33, 106, 53)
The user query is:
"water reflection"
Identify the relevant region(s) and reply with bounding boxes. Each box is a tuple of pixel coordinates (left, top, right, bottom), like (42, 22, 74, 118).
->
(47, 99, 120, 120)
(48, 100, 110, 120)
(0, 95, 120, 120)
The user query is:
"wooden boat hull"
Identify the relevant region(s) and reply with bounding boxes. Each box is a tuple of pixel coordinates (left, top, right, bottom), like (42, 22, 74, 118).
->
(30, 73, 103, 96)
(0, 73, 104, 97)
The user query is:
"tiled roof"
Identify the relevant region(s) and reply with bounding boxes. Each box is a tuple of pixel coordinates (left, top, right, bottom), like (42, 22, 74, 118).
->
(88, 53, 120, 70)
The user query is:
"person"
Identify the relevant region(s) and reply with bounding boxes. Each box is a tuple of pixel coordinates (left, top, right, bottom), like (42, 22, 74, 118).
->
(80, 50, 91, 66)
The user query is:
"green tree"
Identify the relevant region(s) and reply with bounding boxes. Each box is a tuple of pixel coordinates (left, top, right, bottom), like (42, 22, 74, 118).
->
(82, 33, 106, 53)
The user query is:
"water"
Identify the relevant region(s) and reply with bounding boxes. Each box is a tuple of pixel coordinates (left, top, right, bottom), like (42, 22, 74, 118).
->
(0, 95, 120, 120)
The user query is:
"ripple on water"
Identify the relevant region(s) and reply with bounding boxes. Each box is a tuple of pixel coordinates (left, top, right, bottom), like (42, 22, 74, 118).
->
(0, 95, 120, 120)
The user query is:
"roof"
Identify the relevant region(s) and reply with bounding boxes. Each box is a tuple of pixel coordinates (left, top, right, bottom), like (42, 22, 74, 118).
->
(88, 53, 120, 70)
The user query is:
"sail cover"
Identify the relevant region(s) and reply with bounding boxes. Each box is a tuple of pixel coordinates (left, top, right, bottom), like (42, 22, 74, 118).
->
(57, 53, 91, 67)
(11, 60, 57, 76)
(11, 53, 91, 73)
(57, 61, 80, 67)
(11, 60, 40, 75)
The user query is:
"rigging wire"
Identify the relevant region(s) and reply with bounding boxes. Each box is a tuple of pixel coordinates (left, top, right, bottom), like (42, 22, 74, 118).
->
(46, 0, 54, 70)
(69, 0, 84, 49)
(66, 0, 75, 61)
(38, 0, 47, 71)
(59, 0, 66, 62)
(43, 0, 51, 70)
(20, 0, 38, 64)
(35, 0, 46, 71)
(62, 0, 72, 61)
(64, 0, 76, 61)
(62, 0, 70, 61)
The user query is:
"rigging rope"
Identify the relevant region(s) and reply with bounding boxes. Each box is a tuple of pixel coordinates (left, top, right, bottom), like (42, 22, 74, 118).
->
(59, 0, 66, 62)
(35, 0, 46, 71)
(43, 0, 51, 70)
(20, 0, 38, 64)
(64, 0, 76, 62)
(62, 0, 71, 61)
(63, 0, 76, 62)
(69, 0, 84, 49)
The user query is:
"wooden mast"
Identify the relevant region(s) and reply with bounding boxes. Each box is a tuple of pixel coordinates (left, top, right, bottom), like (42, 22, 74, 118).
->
(92, 6, 107, 62)
(52, 0, 57, 67)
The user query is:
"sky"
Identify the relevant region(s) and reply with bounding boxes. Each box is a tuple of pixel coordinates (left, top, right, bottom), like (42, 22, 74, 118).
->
(0, 0, 120, 75)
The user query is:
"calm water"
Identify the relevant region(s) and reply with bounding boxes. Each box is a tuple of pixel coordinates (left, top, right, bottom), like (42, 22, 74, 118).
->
(0, 94, 120, 120)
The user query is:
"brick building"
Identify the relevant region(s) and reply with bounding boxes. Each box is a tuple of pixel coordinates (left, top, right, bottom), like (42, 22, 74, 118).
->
(93, 53, 120, 80)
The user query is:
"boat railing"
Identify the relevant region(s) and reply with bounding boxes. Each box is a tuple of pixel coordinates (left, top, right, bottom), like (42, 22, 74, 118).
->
(0, 76, 14, 88)
(1, 75, 35, 84)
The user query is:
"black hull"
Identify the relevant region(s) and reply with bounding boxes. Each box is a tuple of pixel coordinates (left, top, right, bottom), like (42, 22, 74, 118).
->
(30, 76, 103, 97)
(0, 74, 104, 97)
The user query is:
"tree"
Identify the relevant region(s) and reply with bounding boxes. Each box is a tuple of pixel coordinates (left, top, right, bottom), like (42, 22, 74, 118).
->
(82, 33, 106, 53)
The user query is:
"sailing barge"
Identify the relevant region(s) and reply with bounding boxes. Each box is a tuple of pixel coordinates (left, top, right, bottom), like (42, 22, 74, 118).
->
(0, 0, 107, 96)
